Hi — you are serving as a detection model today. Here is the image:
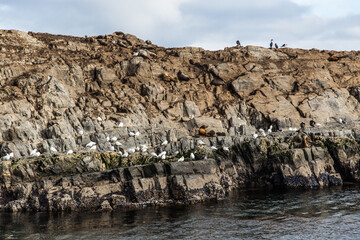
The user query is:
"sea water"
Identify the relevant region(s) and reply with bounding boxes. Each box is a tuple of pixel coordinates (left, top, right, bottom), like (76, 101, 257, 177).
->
(2, 186, 360, 239)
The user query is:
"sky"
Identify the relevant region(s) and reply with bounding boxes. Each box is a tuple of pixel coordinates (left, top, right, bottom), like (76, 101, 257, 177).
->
(0, 0, 360, 51)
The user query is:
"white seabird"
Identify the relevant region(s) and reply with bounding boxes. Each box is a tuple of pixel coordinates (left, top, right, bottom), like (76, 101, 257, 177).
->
(135, 131, 140, 137)
(86, 141, 96, 148)
(78, 129, 84, 135)
(129, 132, 135, 137)
(150, 152, 158, 158)
(128, 148, 136, 154)
(253, 133, 258, 139)
(111, 137, 117, 142)
(259, 128, 266, 137)
(197, 140, 206, 145)
(190, 153, 195, 159)
(97, 117, 102, 122)
(30, 149, 38, 156)
(316, 123, 321, 127)
(9, 152, 14, 158)
(158, 151, 166, 157)
(223, 146, 229, 151)
(118, 122, 124, 127)
(161, 154, 166, 160)
(2, 154, 10, 161)
(161, 140, 168, 146)
(122, 151, 128, 158)
(66, 150, 73, 155)
(174, 151, 179, 155)
(115, 141, 122, 146)
(210, 146, 218, 150)
(178, 156, 184, 162)
(135, 146, 140, 152)
(90, 145, 97, 151)
(109, 146, 115, 151)
(106, 136, 110, 142)
(50, 146, 58, 153)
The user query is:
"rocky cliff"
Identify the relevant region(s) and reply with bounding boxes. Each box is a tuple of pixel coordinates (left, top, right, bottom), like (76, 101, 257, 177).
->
(1, 30, 360, 211)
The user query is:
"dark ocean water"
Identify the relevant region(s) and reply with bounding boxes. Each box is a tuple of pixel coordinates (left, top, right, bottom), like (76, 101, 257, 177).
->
(2, 186, 360, 239)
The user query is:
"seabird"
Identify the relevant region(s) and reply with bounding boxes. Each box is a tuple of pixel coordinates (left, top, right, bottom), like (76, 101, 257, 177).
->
(268, 125, 273, 134)
(2, 154, 10, 161)
(129, 132, 135, 137)
(281, 44, 287, 48)
(253, 133, 258, 139)
(111, 137, 117, 142)
(289, 127, 293, 131)
(115, 141, 122, 146)
(90, 145, 97, 151)
(9, 152, 14, 158)
(315, 123, 321, 127)
(236, 40, 241, 47)
(161, 140, 168, 146)
(128, 148, 136, 154)
(135, 146, 140, 151)
(223, 146, 229, 151)
(109, 146, 115, 151)
(174, 151, 179, 155)
(135, 131, 140, 137)
(97, 117, 102, 122)
(178, 156, 184, 162)
(300, 122, 305, 130)
(50, 146, 57, 153)
(158, 151, 166, 157)
(150, 152, 158, 158)
(141, 147, 148, 153)
(197, 140, 206, 145)
(30, 149, 38, 156)
(161, 154, 166, 160)
(190, 153, 195, 159)
(118, 122, 124, 127)
(118, 150, 123, 155)
(259, 128, 266, 137)
(310, 120, 316, 127)
(275, 43, 279, 49)
(122, 151, 129, 158)
(106, 136, 110, 142)
(78, 129, 84, 135)
(210, 146, 218, 150)
(66, 150, 73, 155)
(270, 39, 273, 49)
(86, 141, 96, 147)
(339, 118, 344, 124)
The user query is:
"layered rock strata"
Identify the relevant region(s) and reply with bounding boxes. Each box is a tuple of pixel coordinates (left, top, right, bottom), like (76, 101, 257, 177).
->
(1, 30, 360, 211)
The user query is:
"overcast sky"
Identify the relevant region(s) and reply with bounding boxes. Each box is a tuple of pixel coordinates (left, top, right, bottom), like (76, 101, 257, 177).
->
(1, 0, 360, 51)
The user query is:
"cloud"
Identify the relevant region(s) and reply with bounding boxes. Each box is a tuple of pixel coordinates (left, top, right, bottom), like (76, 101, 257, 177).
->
(0, 0, 359, 51)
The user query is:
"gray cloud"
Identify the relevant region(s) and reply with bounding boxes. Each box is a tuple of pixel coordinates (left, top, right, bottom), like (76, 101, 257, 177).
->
(0, 0, 359, 50)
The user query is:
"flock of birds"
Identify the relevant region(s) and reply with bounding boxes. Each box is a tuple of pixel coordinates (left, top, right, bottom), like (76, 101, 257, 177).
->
(1, 117, 230, 162)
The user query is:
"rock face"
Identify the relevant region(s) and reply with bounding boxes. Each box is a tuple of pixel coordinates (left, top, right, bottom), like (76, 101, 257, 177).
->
(1, 30, 360, 211)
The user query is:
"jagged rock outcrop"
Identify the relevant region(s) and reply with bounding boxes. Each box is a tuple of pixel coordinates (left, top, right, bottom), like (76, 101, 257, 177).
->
(1, 30, 360, 211)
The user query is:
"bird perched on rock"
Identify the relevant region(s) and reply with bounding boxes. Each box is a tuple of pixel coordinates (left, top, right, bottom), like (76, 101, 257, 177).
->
(2, 154, 11, 161)
(310, 120, 316, 127)
(135, 131, 140, 137)
(129, 132, 135, 137)
(135, 146, 140, 152)
(78, 129, 84, 135)
(236, 40, 241, 47)
(178, 156, 184, 162)
(316, 123, 321, 127)
(111, 137, 117, 142)
(199, 125, 207, 136)
(151, 152, 158, 158)
(66, 150, 73, 155)
(253, 133, 258, 139)
(281, 44, 287, 48)
(118, 122, 124, 127)
(161, 154, 166, 160)
(50, 146, 57, 153)
(190, 153, 195, 159)
(106, 136, 110, 142)
(9, 152, 14, 158)
(161, 140, 168, 146)
(223, 146, 229, 151)
(97, 117, 102, 122)
(86, 141, 96, 147)
(90, 145, 97, 151)
(268, 125, 273, 134)
(259, 128, 266, 137)
(275, 43, 279, 49)
(270, 39, 273, 49)
(128, 148, 136, 154)
(210, 146, 218, 150)
(115, 141, 122, 146)
(158, 151, 167, 157)
(109, 146, 115, 151)
(122, 151, 129, 158)
(197, 140, 205, 145)
(30, 149, 38, 156)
